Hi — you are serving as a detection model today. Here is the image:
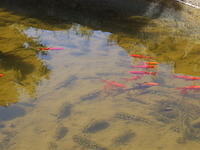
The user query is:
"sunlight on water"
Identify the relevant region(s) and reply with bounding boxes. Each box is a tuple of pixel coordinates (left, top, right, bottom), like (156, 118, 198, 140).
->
(0, 3, 200, 150)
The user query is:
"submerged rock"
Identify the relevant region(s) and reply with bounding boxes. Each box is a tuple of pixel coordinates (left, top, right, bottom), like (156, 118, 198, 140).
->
(115, 112, 151, 124)
(0, 131, 16, 150)
(56, 75, 78, 90)
(73, 135, 108, 150)
(48, 142, 58, 150)
(126, 96, 147, 104)
(151, 100, 200, 143)
(179, 121, 200, 142)
(151, 100, 200, 124)
(57, 104, 73, 120)
(150, 100, 180, 124)
(81, 91, 101, 101)
(55, 127, 68, 140)
(114, 131, 135, 145)
(192, 122, 200, 129)
(83, 121, 109, 133)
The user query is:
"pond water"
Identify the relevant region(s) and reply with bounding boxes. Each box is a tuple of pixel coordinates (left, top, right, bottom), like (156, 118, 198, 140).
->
(0, 3, 200, 150)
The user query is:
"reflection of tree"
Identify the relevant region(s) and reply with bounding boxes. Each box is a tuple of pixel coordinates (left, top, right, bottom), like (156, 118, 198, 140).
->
(0, 22, 50, 106)
(0, 0, 182, 33)
(0, 0, 182, 16)
(108, 13, 200, 76)
(72, 25, 94, 39)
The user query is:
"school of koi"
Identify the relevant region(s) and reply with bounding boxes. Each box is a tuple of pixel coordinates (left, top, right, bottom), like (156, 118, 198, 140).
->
(101, 53, 200, 94)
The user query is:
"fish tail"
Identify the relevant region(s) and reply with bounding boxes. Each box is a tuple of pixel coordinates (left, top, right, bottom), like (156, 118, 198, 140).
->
(150, 72, 157, 75)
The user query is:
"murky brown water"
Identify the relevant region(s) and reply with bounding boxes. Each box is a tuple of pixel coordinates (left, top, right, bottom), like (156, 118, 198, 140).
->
(0, 2, 200, 150)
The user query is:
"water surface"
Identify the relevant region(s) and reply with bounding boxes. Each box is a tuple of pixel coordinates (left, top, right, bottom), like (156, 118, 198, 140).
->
(0, 3, 200, 150)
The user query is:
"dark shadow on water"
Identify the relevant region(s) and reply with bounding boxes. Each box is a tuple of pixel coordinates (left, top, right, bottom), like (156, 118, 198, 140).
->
(0, 0, 182, 39)
(0, 105, 26, 121)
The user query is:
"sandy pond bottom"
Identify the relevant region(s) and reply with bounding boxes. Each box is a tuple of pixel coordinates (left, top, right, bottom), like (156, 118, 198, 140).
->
(0, 6, 200, 150)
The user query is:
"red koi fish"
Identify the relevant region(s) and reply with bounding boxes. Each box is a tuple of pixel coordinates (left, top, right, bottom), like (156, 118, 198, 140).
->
(145, 62, 159, 65)
(130, 54, 153, 59)
(128, 71, 157, 75)
(174, 75, 200, 81)
(122, 76, 142, 82)
(0, 74, 4, 77)
(143, 82, 160, 86)
(177, 85, 200, 94)
(101, 80, 126, 88)
(39, 47, 64, 50)
(130, 65, 155, 69)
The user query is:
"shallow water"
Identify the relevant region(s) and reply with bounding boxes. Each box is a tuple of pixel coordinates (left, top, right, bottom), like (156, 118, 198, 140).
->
(0, 3, 200, 150)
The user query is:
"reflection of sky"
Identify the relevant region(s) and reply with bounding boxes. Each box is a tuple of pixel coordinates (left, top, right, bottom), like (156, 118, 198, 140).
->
(24, 25, 130, 67)
(24, 25, 133, 98)
(24, 27, 111, 52)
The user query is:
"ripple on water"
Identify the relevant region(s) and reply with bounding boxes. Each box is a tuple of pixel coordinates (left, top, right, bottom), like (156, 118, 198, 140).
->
(48, 142, 58, 150)
(151, 100, 200, 143)
(0, 131, 16, 150)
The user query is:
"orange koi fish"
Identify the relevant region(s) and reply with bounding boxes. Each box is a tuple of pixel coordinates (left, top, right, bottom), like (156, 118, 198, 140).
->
(101, 80, 126, 88)
(143, 82, 160, 86)
(130, 65, 156, 69)
(128, 71, 157, 75)
(145, 62, 159, 65)
(177, 85, 200, 94)
(122, 76, 142, 82)
(177, 85, 200, 90)
(0, 74, 4, 77)
(174, 75, 200, 81)
(39, 47, 64, 50)
(130, 54, 154, 59)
